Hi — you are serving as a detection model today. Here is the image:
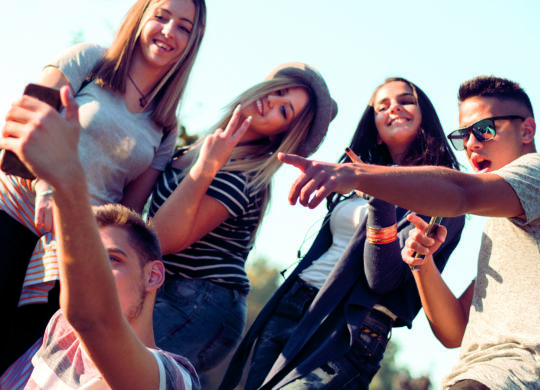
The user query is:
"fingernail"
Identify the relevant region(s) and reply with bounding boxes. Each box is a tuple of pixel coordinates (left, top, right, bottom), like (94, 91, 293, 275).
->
(246, 116, 252, 123)
(234, 104, 242, 112)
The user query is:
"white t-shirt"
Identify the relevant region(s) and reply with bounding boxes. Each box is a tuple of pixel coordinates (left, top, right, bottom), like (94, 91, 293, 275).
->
(444, 152, 540, 390)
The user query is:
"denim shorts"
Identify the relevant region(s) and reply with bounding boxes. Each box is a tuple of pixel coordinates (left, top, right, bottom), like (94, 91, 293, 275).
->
(153, 276, 247, 373)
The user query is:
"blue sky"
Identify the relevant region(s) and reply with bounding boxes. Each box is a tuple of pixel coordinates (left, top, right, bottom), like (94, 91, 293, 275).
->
(2, 0, 539, 386)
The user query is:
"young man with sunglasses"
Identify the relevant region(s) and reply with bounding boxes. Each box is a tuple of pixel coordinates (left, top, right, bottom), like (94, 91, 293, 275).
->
(277, 76, 539, 389)
(0, 87, 200, 389)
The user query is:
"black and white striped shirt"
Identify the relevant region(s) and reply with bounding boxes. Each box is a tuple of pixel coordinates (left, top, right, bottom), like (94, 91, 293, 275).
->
(149, 157, 264, 293)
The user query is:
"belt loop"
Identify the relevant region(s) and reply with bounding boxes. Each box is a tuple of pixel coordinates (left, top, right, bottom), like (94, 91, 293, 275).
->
(232, 289, 239, 304)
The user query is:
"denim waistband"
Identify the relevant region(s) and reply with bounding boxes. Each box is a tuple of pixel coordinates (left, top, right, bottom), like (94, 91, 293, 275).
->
(364, 307, 394, 338)
(296, 277, 393, 337)
(294, 277, 319, 296)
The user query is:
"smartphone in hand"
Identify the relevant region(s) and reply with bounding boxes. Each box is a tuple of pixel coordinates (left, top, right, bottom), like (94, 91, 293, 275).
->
(410, 216, 443, 271)
(0, 84, 62, 179)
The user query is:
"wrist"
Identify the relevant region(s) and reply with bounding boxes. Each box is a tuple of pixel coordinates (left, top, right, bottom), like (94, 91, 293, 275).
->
(36, 189, 54, 198)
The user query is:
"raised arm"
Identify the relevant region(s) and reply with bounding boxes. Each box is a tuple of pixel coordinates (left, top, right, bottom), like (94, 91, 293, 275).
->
(1, 87, 166, 389)
(402, 214, 474, 347)
(151, 108, 251, 254)
(32, 66, 74, 231)
(277, 153, 524, 219)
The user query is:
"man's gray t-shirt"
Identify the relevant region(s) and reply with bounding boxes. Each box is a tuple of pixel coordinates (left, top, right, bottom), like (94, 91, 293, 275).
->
(444, 152, 540, 390)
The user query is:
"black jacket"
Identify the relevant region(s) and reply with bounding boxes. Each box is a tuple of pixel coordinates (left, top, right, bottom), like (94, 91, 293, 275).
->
(220, 198, 465, 389)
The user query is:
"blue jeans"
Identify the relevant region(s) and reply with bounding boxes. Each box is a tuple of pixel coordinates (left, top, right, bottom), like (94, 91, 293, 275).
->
(153, 277, 247, 373)
(247, 277, 392, 390)
(279, 309, 391, 389)
(246, 277, 318, 390)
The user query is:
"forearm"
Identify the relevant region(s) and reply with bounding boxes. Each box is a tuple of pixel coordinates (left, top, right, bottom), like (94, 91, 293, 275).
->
(412, 257, 469, 348)
(364, 198, 407, 292)
(352, 163, 521, 218)
(351, 164, 470, 217)
(152, 162, 220, 253)
(52, 172, 121, 329)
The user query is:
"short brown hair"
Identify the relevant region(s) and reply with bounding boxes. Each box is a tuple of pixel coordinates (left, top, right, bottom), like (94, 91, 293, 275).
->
(458, 76, 534, 118)
(93, 204, 162, 266)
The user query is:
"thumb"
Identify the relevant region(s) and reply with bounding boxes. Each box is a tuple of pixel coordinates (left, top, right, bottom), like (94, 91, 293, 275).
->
(277, 152, 308, 171)
(60, 86, 79, 123)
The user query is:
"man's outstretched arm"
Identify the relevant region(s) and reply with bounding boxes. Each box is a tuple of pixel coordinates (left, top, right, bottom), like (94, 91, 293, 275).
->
(278, 153, 524, 219)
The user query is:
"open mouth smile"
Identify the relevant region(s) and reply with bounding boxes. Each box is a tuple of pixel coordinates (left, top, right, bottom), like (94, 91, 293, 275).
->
(255, 99, 264, 116)
(388, 116, 410, 126)
(153, 39, 174, 52)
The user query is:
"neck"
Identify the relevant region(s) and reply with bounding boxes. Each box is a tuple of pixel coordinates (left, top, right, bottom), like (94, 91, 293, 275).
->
(388, 149, 407, 165)
(128, 300, 157, 348)
(129, 49, 169, 92)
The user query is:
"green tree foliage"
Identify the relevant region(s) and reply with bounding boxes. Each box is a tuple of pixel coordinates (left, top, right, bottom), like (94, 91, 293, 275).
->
(176, 124, 199, 149)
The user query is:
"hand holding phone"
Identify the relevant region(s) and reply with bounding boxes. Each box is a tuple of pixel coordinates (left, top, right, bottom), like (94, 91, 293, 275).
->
(410, 216, 443, 271)
(0, 84, 62, 179)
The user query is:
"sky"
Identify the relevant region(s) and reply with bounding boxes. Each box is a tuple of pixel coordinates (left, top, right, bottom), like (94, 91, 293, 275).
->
(2, 0, 539, 387)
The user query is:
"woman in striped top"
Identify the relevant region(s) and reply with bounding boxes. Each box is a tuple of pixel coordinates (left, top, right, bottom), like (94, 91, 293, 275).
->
(148, 63, 338, 373)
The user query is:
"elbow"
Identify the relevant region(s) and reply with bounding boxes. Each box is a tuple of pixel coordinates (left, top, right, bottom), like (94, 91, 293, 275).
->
(151, 222, 189, 255)
(160, 239, 188, 255)
(430, 323, 465, 349)
(439, 335, 463, 349)
(365, 276, 392, 294)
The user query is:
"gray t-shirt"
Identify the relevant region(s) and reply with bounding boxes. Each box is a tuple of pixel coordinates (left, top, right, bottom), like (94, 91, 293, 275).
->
(51, 43, 177, 205)
(444, 152, 540, 390)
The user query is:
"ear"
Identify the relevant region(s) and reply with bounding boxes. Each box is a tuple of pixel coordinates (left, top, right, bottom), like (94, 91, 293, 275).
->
(520, 117, 536, 145)
(144, 261, 165, 292)
(376, 133, 383, 145)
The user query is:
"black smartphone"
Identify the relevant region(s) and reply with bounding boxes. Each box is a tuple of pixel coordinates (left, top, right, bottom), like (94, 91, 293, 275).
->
(0, 84, 62, 179)
(410, 216, 443, 271)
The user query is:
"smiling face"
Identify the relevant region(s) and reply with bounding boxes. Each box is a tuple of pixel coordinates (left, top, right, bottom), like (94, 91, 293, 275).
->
(240, 87, 310, 142)
(459, 96, 533, 173)
(137, 0, 195, 73)
(373, 81, 422, 164)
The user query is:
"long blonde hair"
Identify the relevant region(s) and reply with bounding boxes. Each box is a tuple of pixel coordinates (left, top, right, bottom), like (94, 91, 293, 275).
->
(189, 77, 316, 233)
(216, 77, 315, 192)
(90, 0, 206, 132)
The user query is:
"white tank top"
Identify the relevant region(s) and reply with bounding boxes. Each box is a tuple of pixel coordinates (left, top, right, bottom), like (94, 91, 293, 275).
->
(299, 197, 367, 290)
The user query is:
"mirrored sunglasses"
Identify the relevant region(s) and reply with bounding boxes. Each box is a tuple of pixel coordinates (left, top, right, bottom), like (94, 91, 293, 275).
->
(447, 115, 525, 151)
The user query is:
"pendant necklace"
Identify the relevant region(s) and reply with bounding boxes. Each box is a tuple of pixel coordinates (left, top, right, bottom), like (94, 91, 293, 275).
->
(127, 73, 149, 107)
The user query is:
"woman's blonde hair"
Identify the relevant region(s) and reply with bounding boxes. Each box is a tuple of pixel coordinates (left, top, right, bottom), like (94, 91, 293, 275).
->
(190, 77, 315, 234)
(215, 77, 315, 192)
(90, 0, 206, 132)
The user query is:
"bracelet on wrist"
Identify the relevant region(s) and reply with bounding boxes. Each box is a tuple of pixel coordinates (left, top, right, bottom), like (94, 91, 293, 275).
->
(366, 223, 397, 245)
